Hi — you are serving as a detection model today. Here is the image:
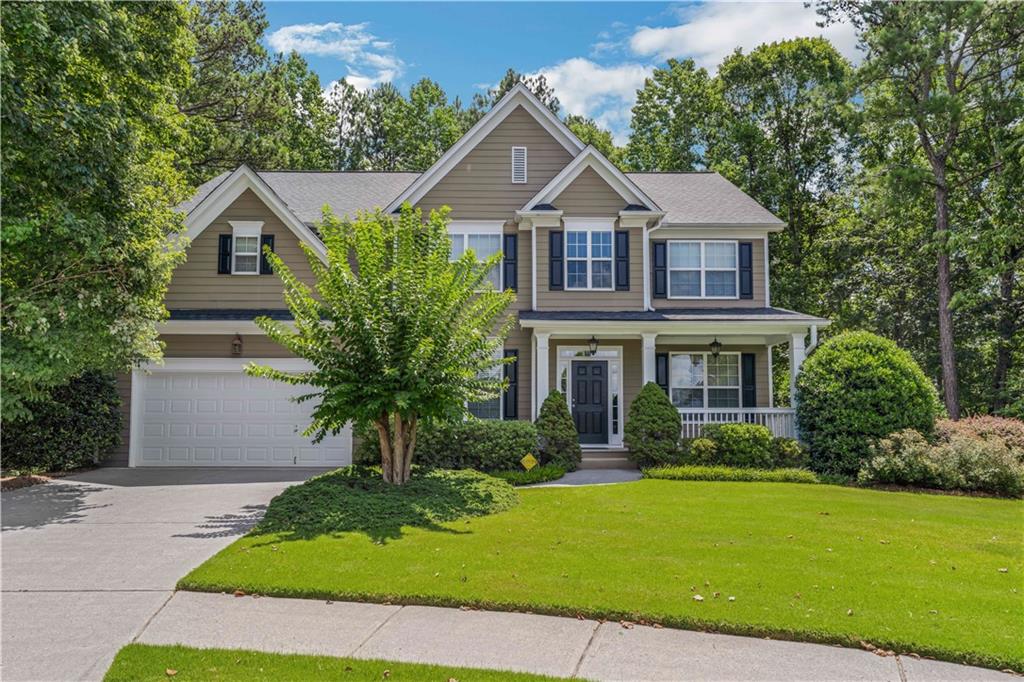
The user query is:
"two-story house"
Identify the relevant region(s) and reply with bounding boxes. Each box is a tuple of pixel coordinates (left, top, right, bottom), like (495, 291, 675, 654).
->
(111, 83, 829, 469)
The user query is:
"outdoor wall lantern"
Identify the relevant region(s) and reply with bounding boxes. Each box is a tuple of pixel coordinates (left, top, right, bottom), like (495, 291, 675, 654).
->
(231, 333, 243, 356)
(709, 337, 722, 358)
(587, 336, 599, 356)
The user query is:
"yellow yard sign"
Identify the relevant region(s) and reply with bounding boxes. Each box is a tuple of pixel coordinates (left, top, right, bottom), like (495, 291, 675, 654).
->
(520, 453, 538, 471)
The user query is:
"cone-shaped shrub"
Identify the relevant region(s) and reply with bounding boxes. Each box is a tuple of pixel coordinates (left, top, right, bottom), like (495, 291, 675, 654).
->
(624, 382, 682, 467)
(796, 331, 940, 476)
(535, 391, 581, 470)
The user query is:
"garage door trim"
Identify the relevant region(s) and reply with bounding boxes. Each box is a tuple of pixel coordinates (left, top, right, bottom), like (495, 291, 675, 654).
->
(128, 357, 321, 467)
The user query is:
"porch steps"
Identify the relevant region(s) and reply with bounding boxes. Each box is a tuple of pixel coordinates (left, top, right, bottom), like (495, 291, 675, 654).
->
(579, 449, 637, 470)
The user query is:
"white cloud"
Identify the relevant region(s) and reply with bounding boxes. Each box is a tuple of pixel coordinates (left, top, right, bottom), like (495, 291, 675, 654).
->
(529, 58, 653, 145)
(268, 21, 403, 90)
(629, 2, 859, 70)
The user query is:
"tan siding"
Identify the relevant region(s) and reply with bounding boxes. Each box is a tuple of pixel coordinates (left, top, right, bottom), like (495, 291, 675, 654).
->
(161, 334, 295, 358)
(655, 344, 770, 407)
(503, 325, 533, 420)
(165, 190, 318, 309)
(552, 167, 628, 216)
(416, 106, 574, 220)
(651, 238, 766, 309)
(535, 224, 644, 310)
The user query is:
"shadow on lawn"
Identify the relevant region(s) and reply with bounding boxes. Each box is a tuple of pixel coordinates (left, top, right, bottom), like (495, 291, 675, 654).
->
(250, 466, 519, 544)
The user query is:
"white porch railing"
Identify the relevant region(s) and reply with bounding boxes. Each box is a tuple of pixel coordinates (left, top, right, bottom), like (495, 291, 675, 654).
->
(678, 408, 797, 439)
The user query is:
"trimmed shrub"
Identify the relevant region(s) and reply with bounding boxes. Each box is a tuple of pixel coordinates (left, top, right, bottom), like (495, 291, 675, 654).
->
(354, 419, 538, 473)
(699, 423, 774, 468)
(535, 392, 582, 470)
(859, 428, 1024, 498)
(644, 465, 819, 484)
(3, 372, 122, 473)
(772, 438, 809, 469)
(934, 416, 1024, 460)
(624, 382, 682, 467)
(686, 437, 718, 465)
(796, 331, 941, 476)
(492, 464, 566, 486)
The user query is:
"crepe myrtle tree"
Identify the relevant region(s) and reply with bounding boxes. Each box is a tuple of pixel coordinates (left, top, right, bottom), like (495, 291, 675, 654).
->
(249, 204, 515, 484)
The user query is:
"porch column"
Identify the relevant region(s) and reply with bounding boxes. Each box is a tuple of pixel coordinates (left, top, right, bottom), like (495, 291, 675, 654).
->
(641, 333, 657, 386)
(534, 332, 550, 418)
(789, 332, 806, 406)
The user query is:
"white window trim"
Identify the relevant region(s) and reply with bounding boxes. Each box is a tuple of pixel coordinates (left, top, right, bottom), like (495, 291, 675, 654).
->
(667, 240, 739, 300)
(467, 344, 504, 420)
(448, 221, 505, 291)
(564, 218, 616, 292)
(668, 351, 743, 409)
(512, 146, 527, 184)
(229, 220, 263, 275)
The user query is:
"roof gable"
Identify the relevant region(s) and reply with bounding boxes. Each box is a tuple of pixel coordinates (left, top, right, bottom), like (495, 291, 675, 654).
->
(184, 165, 328, 261)
(522, 146, 662, 213)
(386, 83, 585, 212)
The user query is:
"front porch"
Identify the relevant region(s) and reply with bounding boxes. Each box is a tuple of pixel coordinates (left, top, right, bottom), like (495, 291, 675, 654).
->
(519, 308, 829, 443)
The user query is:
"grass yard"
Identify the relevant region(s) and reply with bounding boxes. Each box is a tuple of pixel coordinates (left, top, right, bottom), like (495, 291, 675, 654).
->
(104, 644, 569, 681)
(181, 478, 1024, 671)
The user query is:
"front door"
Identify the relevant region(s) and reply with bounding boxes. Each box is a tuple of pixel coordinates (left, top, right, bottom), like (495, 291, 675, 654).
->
(572, 360, 608, 444)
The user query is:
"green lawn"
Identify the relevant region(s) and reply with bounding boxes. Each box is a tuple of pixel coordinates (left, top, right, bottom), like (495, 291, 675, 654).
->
(104, 644, 572, 681)
(181, 479, 1024, 671)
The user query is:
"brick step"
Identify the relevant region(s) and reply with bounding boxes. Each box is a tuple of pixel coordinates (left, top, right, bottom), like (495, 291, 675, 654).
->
(580, 449, 630, 459)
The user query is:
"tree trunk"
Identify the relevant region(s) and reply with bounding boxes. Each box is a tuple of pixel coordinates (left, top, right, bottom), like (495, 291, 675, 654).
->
(376, 412, 418, 485)
(933, 172, 961, 419)
(991, 255, 1019, 412)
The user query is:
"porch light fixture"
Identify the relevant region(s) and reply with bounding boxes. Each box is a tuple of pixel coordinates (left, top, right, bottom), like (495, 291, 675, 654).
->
(709, 337, 722, 358)
(231, 333, 243, 356)
(587, 336, 599, 356)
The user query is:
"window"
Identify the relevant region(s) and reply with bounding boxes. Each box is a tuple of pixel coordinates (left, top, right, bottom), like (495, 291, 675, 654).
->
(511, 146, 527, 183)
(450, 232, 502, 290)
(468, 346, 503, 419)
(230, 221, 262, 274)
(566, 229, 613, 290)
(669, 353, 740, 408)
(667, 241, 738, 298)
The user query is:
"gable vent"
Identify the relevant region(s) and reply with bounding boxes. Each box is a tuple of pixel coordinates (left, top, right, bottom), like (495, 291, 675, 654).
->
(511, 146, 527, 184)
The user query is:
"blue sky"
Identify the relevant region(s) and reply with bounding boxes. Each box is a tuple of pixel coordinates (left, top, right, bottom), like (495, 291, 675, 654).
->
(263, 2, 859, 143)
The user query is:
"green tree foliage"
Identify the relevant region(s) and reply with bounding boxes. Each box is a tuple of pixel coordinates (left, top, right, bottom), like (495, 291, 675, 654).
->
(179, 0, 333, 183)
(624, 382, 682, 467)
(535, 392, 582, 470)
(249, 205, 515, 484)
(2, 372, 122, 473)
(471, 68, 561, 119)
(819, 0, 1024, 418)
(795, 331, 941, 476)
(566, 115, 624, 165)
(1, 1, 191, 420)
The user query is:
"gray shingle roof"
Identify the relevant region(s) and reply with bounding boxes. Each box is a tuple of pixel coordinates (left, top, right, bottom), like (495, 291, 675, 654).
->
(258, 171, 419, 224)
(626, 172, 784, 226)
(519, 308, 827, 322)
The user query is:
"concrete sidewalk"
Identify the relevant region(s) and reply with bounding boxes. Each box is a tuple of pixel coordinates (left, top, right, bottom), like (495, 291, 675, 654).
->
(136, 592, 1015, 681)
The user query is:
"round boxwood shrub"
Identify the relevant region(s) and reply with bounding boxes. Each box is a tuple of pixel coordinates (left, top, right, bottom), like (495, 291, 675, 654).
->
(796, 331, 940, 476)
(699, 423, 774, 468)
(536, 391, 582, 470)
(624, 382, 682, 467)
(3, 372, 122, 473)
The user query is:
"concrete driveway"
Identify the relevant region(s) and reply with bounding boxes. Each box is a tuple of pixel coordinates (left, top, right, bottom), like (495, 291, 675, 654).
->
(1, 467, 324, 682)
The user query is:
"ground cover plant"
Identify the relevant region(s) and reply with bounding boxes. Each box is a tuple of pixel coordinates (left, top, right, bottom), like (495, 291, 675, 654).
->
(181, 479, 1023, 671)
(255, 466, 518, 542)
(493, 464, 566, 486)
(104, 644, 571, 681)
(644, 466, 819, 484)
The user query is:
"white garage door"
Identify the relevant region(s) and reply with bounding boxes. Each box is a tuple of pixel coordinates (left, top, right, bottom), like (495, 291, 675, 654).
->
(133, 366, 351, 467)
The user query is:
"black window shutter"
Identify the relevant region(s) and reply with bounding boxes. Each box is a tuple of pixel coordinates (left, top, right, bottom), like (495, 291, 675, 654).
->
(217, 234, 232, 274)
(503, 349, 519, 420)
(655, 352, 670, 395)
(739, 241, 753, 299)
(614, 230, 629, 291)
(741, 352, 757, 407)
(260, 234, 275, 275)
(549, 230, 564, 291)
(502, 234, 518, 292)
(652, 240, 667, 298)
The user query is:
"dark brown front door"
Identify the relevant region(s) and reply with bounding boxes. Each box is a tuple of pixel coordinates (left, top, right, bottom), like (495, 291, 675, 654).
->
(572, 360, 608, 444)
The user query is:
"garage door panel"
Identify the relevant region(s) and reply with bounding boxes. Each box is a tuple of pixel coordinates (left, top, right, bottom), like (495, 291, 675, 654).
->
(136, 369, 351, 467)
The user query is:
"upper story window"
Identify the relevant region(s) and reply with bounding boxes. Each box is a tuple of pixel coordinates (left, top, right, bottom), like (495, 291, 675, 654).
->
(565, 219, 614, 290)
(511, 146, 527, 183)
(230, 221, 263, 275)
(669, 352, 741, 408)
(668, 240, 738, 298)
(449, 221, 503, 290)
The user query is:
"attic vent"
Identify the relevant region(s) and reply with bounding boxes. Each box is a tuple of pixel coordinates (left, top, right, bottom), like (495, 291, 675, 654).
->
(511, 146, 527, 184)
